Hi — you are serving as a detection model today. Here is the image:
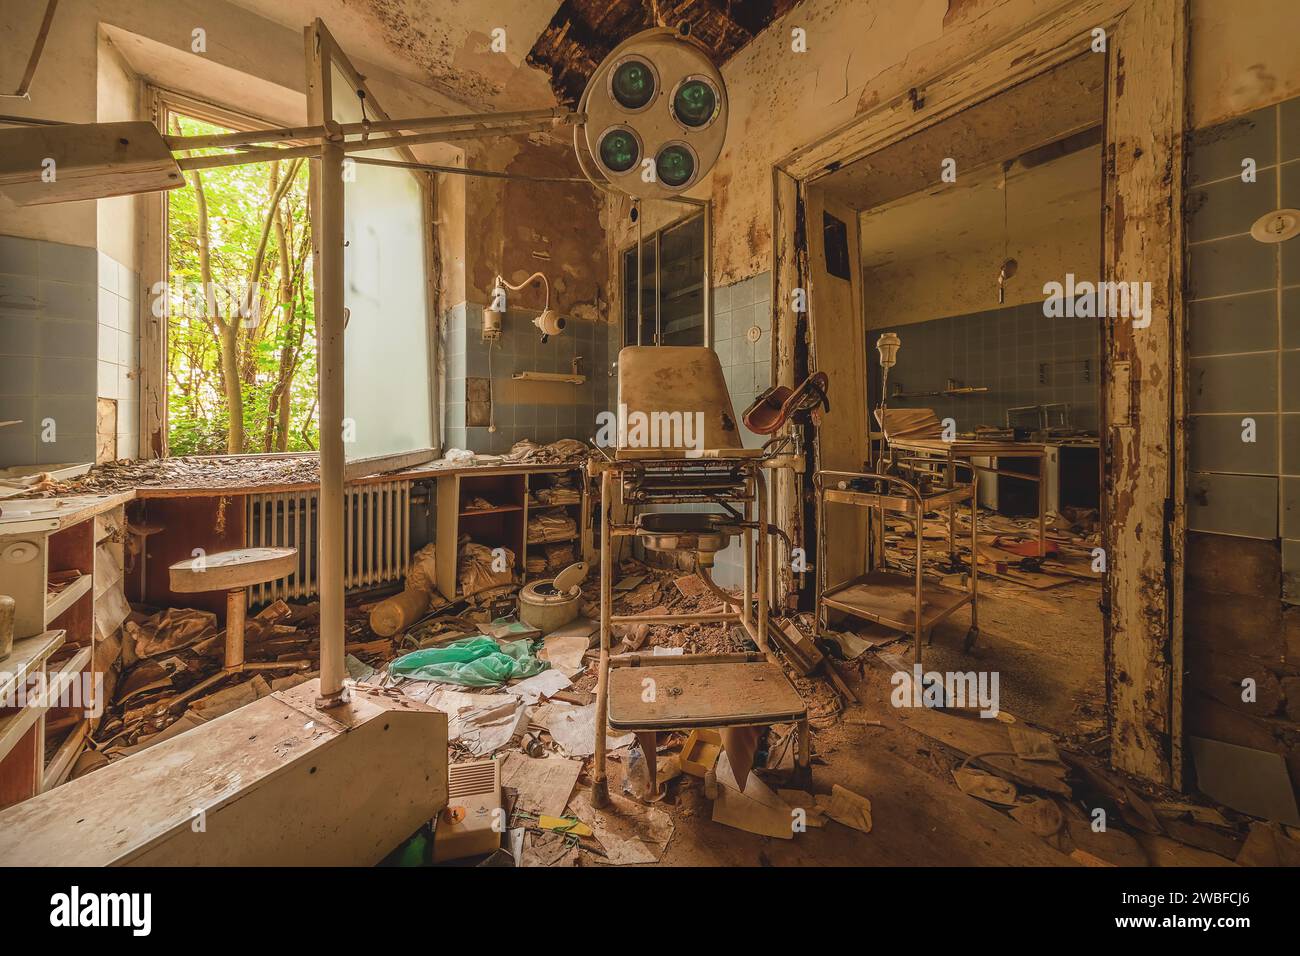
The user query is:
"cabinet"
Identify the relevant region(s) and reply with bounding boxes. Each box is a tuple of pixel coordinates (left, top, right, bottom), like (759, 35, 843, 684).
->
(434, 465, 591, 600)
(0, 494, 129, 806)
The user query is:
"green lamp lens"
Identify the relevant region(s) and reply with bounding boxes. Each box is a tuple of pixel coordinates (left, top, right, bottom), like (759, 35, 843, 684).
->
(656, 145, 695, 188)
(599, 129, 639, 173)
(611, 60, 655, 110)
(673, 80, 716, 127)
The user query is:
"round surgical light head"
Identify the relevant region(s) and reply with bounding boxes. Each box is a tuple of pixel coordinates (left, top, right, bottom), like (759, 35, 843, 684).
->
(655, 142, 697, 189)
(609, 56, 657, 111)
(578, 27, 727, 200)
(671, 76, 720, 129)
(598, 126, 641, 174)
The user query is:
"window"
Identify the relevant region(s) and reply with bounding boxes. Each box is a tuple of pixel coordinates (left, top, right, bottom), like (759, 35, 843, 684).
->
(621, 213, 705, 346)
(159, 96, 318, 456)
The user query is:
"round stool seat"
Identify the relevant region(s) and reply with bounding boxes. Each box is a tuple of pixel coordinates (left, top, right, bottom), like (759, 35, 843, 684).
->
(169, 547, 297, 593)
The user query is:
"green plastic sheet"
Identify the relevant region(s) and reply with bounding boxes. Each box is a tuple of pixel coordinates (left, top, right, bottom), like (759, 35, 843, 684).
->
(389, 636, 548, 687)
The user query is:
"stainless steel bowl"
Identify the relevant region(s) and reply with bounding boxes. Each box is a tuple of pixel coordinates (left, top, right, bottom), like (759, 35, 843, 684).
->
(636, 512, 739, 555)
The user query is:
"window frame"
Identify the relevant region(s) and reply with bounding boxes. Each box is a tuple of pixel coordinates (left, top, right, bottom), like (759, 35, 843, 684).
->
(620, 211, 706, 348)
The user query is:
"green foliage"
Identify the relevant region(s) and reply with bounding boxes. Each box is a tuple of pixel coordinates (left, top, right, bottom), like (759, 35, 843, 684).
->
(166, 114, 319, 455)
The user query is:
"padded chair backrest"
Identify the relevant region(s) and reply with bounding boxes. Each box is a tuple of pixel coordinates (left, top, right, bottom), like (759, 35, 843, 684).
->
(616, 346, 751, 458)
(875, 406, 943, 441)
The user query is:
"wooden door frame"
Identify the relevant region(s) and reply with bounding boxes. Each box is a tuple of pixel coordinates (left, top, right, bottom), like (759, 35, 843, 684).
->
(771, 0, 1188, 786)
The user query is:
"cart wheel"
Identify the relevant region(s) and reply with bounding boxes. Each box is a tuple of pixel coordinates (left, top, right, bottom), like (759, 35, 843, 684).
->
(963, 626, 980, 652)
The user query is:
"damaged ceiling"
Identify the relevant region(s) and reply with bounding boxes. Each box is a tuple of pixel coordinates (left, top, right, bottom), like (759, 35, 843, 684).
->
(224, 0, 560, 109)
(526, 0, 807, 108)
(224, 0, 804, 113)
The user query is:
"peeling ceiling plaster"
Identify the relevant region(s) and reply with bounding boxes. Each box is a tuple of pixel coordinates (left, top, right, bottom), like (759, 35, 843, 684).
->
(528, 0, 806, 107)
(224, 0, 803, 113)
(223, 0, 562, 109)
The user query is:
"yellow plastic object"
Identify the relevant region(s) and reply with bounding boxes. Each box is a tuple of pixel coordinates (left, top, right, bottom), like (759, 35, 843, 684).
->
(680, 728, 722, 778)
(537, 815, 592, 837)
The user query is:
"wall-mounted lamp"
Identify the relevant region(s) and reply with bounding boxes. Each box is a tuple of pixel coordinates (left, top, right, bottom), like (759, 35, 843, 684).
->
(487, 271, 566, 343)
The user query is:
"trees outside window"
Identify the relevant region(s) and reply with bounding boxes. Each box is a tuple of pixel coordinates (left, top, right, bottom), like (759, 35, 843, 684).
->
(165, 113, 319, 455)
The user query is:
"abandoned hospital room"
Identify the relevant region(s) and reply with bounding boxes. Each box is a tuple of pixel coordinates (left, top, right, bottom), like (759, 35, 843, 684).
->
(2, 0, 1300, 905)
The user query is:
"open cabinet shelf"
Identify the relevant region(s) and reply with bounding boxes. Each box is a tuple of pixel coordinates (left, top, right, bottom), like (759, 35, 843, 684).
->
(436, 463, 595, 598)
(434, 464, 593, 600)
(0, 500, 127, 808)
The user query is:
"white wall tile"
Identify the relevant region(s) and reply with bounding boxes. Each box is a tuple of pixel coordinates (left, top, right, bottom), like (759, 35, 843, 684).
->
(98, 359, 118, 399)
(98, 323, 118, 363)
(97, 286, 118, 327)
(97, 251, 118, 293)
(116, 291, 135, 331)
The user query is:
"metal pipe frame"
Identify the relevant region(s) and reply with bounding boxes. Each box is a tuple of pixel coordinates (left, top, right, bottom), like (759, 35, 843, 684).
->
(175, 119, 559, 174)
(163, 107, 577, 151)
(813, 469, 979, 664)
(315, 138, 348, 708)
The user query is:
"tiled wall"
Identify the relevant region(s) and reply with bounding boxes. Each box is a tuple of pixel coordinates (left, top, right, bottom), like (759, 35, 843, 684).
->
(1182, 95, 1300, 805)
(712, 272, 773, 450)
(0, 236, 100, 467)
(1184, 95, 1300, 601)
(869, 302, 1101, 433)
(96, 250, 141, 459)
(441, 301, 611, 454)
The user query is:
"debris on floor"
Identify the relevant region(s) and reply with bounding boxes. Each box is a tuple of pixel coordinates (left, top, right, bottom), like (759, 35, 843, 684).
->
(70, 549, 1279, 870)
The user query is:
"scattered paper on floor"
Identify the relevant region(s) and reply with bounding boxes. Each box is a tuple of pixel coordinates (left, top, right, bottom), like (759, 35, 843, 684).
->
(817, 784, 873, 833)
(539, 633, 590, 677)
(541, 702, 633, 757)
(432, 693, 527, 756)
(712, 752, 795, 839)
(571, 791, 673, 865)
(499, 752, 582, 818)
(505, 668, 572, 704)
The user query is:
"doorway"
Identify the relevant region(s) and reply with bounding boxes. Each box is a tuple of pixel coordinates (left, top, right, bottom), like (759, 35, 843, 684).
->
(810, 54, 1109, 738)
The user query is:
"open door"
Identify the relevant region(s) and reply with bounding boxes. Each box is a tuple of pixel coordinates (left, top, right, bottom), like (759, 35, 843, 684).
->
(805, 188, 869, 588)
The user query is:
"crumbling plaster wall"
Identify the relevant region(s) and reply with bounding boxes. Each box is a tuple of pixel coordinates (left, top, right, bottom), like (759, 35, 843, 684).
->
(603, 0, 1084, 298)
(460, 137, 608, 319)
(604, 0, 1300, 295)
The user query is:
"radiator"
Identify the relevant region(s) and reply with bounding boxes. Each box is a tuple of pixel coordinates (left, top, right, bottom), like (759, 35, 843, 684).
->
(244, 480, 412, 605)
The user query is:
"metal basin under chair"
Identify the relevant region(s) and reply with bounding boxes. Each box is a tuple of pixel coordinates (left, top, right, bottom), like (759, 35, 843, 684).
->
(588, 346, 812, 807)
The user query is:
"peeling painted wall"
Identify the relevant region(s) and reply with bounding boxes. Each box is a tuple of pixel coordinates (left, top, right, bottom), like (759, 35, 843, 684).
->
(460, 137, 608, 319)
(691, 0, 1300, 291)
(1189, 0, 1300, 127)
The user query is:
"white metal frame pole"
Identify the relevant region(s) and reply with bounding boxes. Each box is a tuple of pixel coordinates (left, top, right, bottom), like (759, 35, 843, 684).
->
(315, 137, 347, 708)
(591, 467, 613, 807)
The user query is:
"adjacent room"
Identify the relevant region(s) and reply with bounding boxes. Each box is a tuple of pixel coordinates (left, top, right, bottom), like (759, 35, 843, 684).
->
(0, 0, 1298, 877)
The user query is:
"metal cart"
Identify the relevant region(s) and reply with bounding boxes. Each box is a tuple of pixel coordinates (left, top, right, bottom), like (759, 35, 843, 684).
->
(813, 469, 980, 662)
